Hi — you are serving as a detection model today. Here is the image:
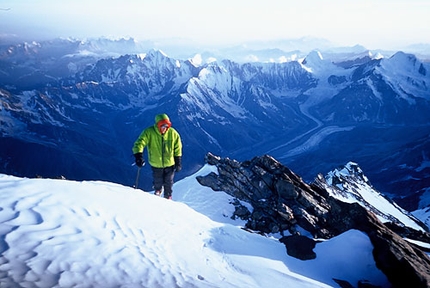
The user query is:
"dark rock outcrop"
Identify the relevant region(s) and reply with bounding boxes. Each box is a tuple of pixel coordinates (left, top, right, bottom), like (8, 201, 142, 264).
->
(196, 152, 430, 288)
(279, 234, 317, 260)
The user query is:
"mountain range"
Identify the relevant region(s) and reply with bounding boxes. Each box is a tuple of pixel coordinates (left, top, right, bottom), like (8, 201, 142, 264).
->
(0, 37, 429, 213)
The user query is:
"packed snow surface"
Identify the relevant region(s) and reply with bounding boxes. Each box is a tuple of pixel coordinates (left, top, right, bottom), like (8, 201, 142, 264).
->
(0, 165, 391, 287)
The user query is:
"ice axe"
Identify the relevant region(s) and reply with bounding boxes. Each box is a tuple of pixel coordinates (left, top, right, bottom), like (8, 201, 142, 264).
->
(133, 160, 145, 189)
(134, 166, 141, 189)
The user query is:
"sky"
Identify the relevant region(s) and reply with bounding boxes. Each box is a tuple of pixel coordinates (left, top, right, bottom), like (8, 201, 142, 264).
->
(1, 0, 429, 50)
(0, 165, 397, 287)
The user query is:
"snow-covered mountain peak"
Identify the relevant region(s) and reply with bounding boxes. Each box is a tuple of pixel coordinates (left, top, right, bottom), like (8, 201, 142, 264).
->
(190, 53, 203, 66)
(180, 62, 248, 121)
(300, 50, 346, 77)
(301, 50, 324, 71)
(305, 50, 324, 62)
(78, 37, 139, 54)
(325, 161, 369, 187)
(383, 51, 426, 75)
(144, 48, 169, 60)
(377, 51, 430, 100)
(316, 162, 426, 231)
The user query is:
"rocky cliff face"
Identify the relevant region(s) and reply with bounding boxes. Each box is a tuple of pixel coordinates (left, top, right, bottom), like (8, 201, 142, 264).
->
(196, 153, 430, 288)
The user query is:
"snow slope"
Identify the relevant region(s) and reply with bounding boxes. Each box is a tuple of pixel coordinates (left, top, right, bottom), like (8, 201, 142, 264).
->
(0, 165, 392, 287)
(323, 162, 426, 231)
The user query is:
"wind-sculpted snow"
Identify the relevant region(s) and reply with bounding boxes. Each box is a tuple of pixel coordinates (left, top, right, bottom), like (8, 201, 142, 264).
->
(0, 169, 393, 288)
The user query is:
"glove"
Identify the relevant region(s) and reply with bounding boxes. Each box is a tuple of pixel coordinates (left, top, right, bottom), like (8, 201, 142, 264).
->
(174, 156, 182, 172)
(134, 153, 145, 167)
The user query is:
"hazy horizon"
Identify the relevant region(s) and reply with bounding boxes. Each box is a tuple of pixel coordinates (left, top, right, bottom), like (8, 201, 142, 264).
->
(1, 0, 430, 51)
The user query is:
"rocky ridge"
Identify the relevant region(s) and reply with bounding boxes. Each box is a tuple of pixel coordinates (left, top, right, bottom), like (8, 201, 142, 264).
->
(196, 152, 430, 288)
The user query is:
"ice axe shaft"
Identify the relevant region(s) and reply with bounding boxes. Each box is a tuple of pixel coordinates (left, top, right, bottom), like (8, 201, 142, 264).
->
(134, 167, 141, 189)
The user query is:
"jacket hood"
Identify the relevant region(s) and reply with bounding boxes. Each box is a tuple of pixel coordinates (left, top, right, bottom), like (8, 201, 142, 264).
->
(154, 113, 172, 134)
(155, 113, 170, 124)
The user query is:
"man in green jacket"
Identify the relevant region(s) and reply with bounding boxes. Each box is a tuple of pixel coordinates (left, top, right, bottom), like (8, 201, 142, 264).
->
(132, 113, 182, 199)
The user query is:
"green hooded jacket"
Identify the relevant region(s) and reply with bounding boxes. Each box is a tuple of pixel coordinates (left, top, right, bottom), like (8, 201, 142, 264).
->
(132, 114, 182, 168)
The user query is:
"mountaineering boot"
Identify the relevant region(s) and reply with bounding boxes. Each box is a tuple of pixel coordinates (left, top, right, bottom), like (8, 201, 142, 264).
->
(154, 190, 162, 196)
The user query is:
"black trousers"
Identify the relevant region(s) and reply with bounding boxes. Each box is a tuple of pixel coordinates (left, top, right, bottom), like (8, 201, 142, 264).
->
(151, 166, 175, 198)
